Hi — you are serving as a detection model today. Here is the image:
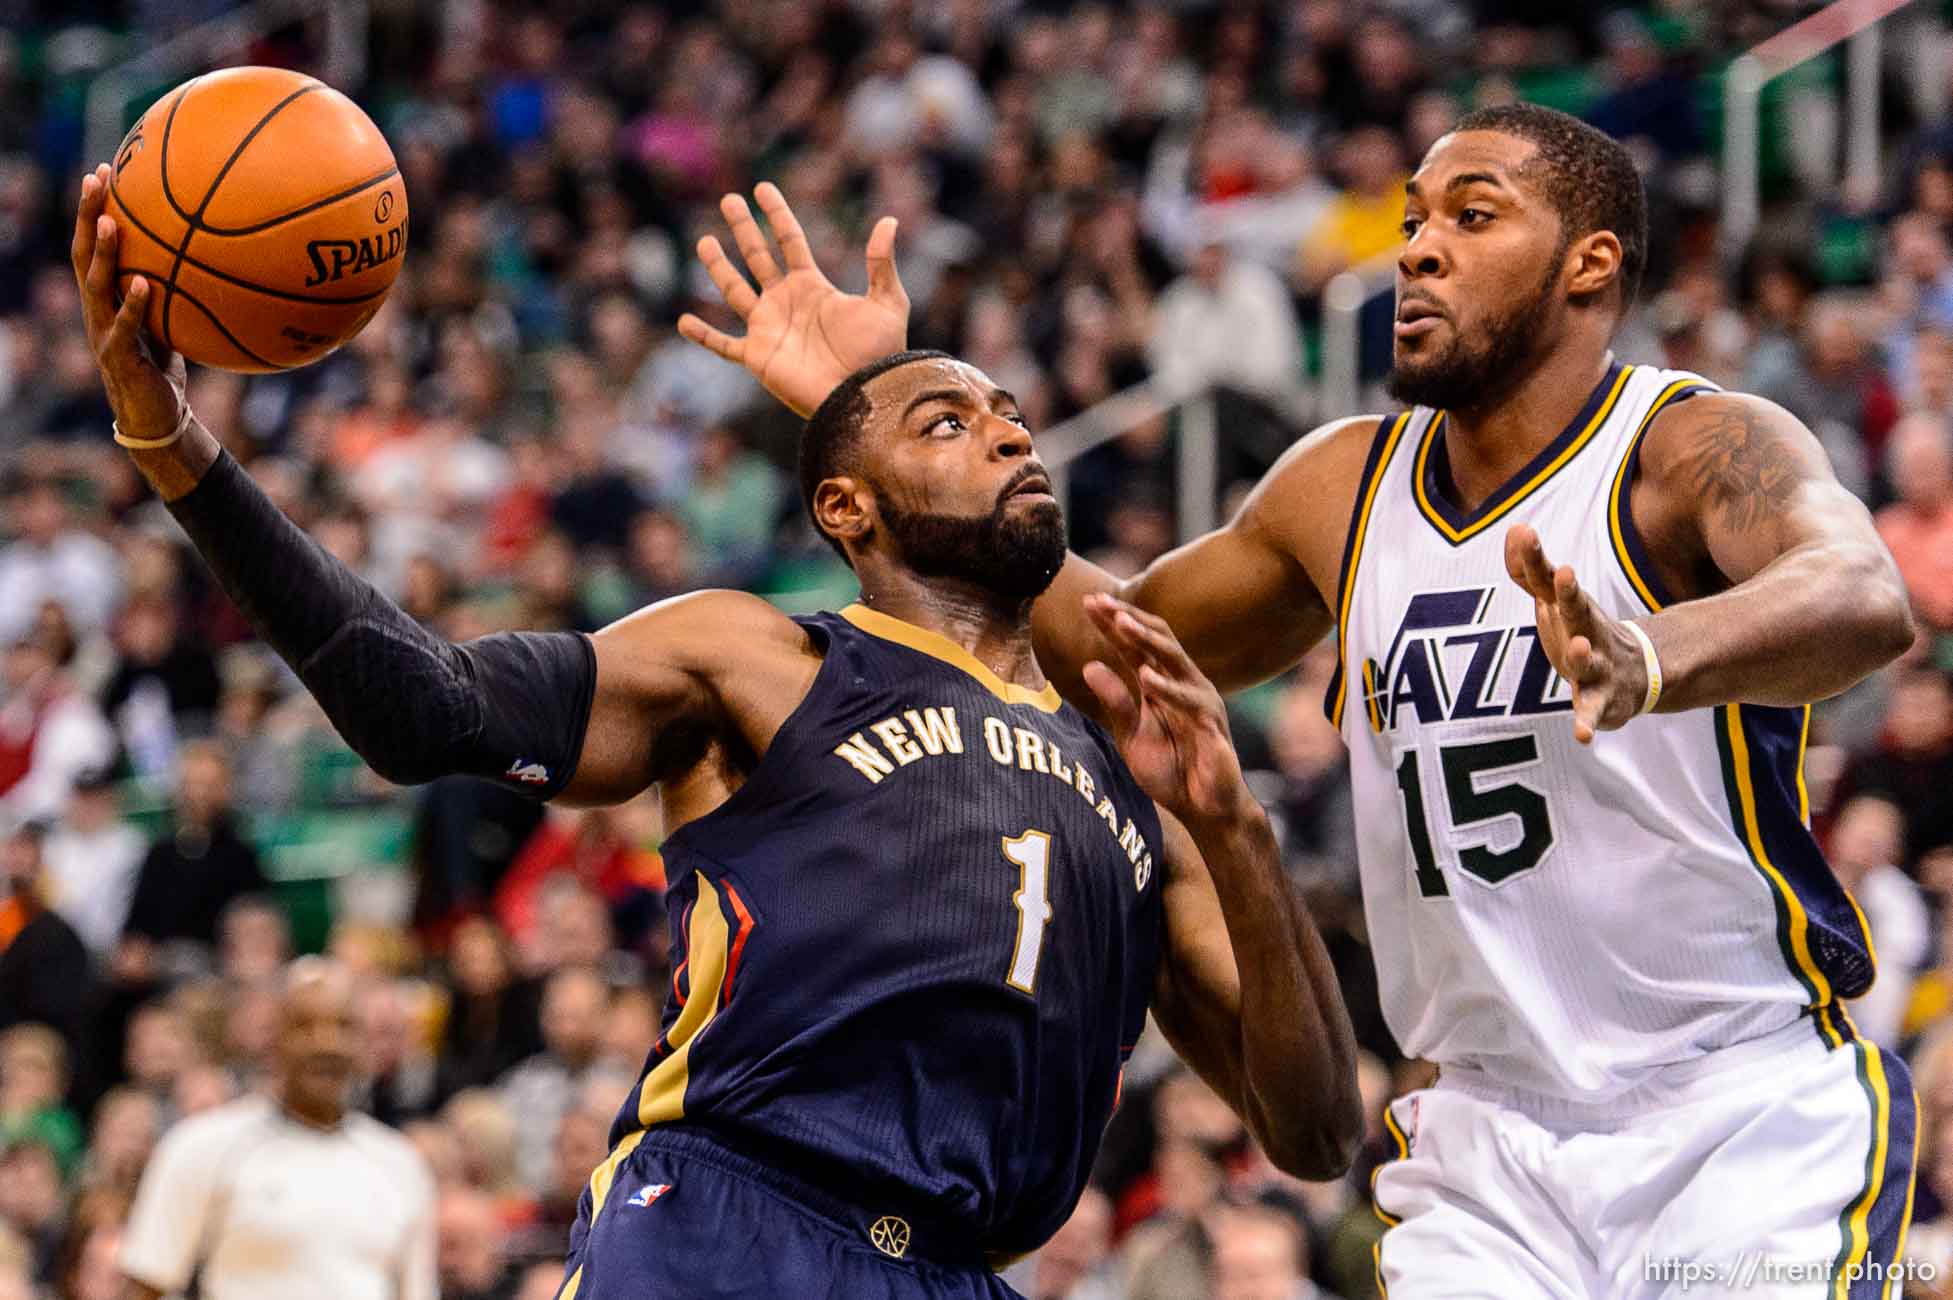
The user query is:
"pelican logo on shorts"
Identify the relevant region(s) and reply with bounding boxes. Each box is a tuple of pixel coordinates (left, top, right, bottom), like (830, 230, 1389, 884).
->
(504, 758, 550, 786)
(625, 1182, 670, 1208)
(869, 1216, 911, 1259)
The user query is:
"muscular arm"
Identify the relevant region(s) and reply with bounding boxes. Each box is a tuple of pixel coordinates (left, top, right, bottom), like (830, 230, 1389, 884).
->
(1033, 417, 1378, 717)
(1634, 392, 1914, 709)
(1150, 806, 1361, 1180)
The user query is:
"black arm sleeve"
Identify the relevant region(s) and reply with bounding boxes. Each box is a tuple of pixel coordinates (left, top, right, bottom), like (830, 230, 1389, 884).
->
(166, 451, 596, 799)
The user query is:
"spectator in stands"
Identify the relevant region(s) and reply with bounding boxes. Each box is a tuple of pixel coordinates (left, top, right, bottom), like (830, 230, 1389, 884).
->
(438, 1185, 517, 1300)
(494, 805, 664, 957)
(1884, 213, 1953, 403)
(115, 742, 267, 988)
(0, 629, 115, 828)
(0, 1025, 80, 1173)
(120, 1001, 196, 1112)
(98, 595, 220, 781)
(0, 827, 94, 1069)
(527, 879, 620, 978)
(624, 508, 697, 608)
(1908, 330, 1953, 428)
(1296, 124, 1409, 291)
(1877, 412, 1953, 630)
(1151, 230, 1304, 412)
(0, 477, 119, 647)
(671, 423, 784, 585)
(1032, 1187, 1120, 1300)
(1752, 297, 1898, 503)
(1208, 1202, 1331, 1300)
(1834, 665, 1953, 876)
(210, 897, 286, 988)
(437, 916, 542, 1099)
(355, 978, 438, 1129)
(499, 965, 609, 1194)
(440, 1089, 538, 1229)
(40, 769, 142, 962)
(1829, 796, 1930, 1050)
(0, 1134, 64, 1286)
(75, 1086, 156, 1200)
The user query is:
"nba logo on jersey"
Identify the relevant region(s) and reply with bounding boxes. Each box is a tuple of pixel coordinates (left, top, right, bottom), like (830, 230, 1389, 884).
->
(626, 1183, 671, 1208)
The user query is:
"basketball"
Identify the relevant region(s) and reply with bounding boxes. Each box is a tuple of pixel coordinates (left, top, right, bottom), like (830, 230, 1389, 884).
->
(103, 66, 406, 373)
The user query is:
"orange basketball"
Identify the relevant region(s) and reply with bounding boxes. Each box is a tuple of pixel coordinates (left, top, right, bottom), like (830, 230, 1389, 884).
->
(103, 66, 407, 373)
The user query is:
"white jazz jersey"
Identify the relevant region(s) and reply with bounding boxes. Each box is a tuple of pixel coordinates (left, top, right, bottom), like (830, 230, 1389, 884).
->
(1328, 361, 1875, 1104)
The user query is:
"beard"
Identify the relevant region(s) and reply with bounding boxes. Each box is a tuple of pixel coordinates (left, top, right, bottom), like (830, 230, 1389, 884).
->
(1387, 255, 1564, 412)
(875, 482, 1069, 604)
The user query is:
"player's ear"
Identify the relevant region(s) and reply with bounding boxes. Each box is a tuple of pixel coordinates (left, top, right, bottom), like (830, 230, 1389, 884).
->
(1566, 229, 1624, 302)
(813, 476, 871, 549)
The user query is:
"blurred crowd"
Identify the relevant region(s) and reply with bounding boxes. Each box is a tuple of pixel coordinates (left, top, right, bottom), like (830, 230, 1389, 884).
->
(4, 0, 1953, 1297)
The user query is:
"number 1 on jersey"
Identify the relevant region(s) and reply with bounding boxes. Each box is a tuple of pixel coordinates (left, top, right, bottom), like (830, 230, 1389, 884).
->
(1003, 830, 1054, 993)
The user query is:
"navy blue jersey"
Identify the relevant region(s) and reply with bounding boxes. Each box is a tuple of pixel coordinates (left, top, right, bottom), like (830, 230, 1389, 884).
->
(605, 603, 1165, 1256)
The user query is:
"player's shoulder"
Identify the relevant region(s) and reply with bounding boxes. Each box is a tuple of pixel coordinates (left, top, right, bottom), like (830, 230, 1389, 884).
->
(596, 587, 817, 669)
(1637, 387, 1810, 482)
(1242, 414, 1389, 509)
(1234, 413, 1392, 554)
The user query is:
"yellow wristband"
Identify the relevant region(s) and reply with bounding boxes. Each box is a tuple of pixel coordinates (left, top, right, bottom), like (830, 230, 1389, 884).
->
(113, 404, 192, 451)
(1621, 619, 1663, 716)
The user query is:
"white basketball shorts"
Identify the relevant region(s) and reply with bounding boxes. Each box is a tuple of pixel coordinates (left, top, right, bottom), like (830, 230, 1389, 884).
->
(1372, 1018, 1919, 1299)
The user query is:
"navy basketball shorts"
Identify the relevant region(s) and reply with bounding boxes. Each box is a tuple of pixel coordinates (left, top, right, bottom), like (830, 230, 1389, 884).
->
(553, 1125, 1027, 1300)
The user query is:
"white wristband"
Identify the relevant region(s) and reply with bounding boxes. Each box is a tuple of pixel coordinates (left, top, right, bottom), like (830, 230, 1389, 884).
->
(113, 403, 192, 451)
(1621, 619, 1663, 716)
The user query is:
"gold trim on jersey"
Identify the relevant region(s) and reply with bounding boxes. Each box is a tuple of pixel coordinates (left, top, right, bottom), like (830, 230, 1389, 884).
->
(1330, 413, 1415, 730)
(558, 1125, 650, 1300)
(1722, 704, 1845, 1047)
(1831, 1041, 1895, 1300)
(1371, 1100, 1412, 1298)
(636, 876, 734, 1127)
(841, 603, 1062, 713)
(1605, 376, 1710, 613)
(1412, 364, 1634, 544)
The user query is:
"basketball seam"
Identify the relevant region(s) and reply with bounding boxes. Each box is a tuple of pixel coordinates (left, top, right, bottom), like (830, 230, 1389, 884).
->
(131, 271, 281, 371)
(195, 165, 399, 236)
(155, 77, 206, 352)
(102, 185, 393, 307)
(155, 77, 206, 229)
(164, 81, 322, 363)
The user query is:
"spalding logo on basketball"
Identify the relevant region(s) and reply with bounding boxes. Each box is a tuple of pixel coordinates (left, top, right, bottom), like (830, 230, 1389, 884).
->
(104, 66, 407, 373)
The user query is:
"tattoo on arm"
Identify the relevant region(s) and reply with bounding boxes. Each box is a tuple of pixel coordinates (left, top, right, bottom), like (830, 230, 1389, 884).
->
(1681, 404, 1805, 535)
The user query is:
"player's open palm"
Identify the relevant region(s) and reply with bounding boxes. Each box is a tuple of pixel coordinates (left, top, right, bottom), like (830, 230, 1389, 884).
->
(1080, 594, 1252, 825)
(71, 163, 186, 442)
(1504, 523, 1649, 744)
(679, 183, 909, 418)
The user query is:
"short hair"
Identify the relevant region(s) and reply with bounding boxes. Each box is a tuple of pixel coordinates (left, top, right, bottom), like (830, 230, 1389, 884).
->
(1450, 103, 1649, 310)
(799, 349, 954, 562)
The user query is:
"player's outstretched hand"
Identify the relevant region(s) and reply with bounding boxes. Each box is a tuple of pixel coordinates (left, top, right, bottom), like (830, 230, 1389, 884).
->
(71, 163, 186, 443)
(1080, 593, 1254, 826)
(1504, 523, 1650, 744)
(678, 183, 910, 419)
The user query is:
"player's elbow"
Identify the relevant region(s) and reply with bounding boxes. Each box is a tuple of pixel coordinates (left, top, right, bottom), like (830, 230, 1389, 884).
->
(1846, 547, 1917, 669)
(299, 622, 484, 787)
(1258, 1093, 1363, 1181)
